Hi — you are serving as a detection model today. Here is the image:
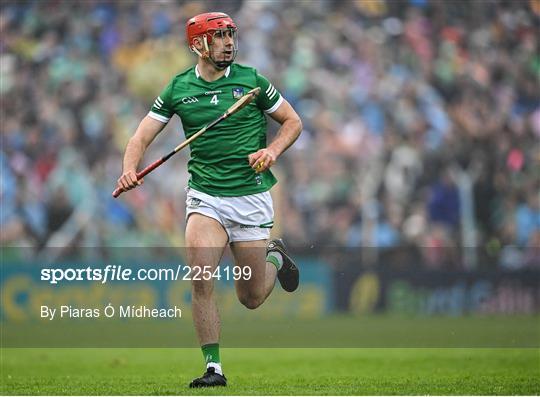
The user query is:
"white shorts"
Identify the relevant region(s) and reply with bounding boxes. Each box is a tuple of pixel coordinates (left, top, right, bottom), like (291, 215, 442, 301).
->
(185, 187, 274, 242)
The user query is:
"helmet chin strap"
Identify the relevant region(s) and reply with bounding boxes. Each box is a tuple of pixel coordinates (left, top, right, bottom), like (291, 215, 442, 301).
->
(208, 55, 235, 70)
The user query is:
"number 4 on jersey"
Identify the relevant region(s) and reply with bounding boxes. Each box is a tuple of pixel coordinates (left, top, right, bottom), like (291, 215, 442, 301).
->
(210, 94, 219, 105)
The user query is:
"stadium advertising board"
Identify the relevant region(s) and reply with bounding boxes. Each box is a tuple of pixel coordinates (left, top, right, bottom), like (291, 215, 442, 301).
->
(336, 264, 540, 315)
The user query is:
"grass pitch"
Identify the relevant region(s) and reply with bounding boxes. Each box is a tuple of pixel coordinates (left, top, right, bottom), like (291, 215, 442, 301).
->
(1, 347, 539, 395)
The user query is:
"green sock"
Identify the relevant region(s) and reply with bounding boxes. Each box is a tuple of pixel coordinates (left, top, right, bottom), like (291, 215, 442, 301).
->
(266, 251, 283, 270)
(201, 343, 220, 365)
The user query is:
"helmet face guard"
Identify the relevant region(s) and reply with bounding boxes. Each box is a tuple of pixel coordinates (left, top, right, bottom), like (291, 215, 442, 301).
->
(205, 28, 238, 70)
(186, 12, 238, 70)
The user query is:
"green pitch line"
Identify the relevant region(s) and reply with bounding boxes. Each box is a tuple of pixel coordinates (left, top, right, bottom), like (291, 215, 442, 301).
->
(1, 348, 538, 395)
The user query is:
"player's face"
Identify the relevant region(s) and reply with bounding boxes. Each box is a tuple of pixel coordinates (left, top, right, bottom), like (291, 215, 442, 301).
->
(209, 29, 237, 63)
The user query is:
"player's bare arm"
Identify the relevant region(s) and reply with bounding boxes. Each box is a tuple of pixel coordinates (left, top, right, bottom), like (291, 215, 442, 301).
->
(248, 100, 302, 173)
(116, 116, 167, 192)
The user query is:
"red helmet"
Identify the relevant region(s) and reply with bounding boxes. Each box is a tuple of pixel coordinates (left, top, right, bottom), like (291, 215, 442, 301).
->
(186, 12, 237, 49)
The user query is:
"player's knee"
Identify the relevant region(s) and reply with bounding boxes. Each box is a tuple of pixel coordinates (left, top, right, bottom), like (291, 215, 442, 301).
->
(238, 294, 264, 310)
(191, 279, 213, 297)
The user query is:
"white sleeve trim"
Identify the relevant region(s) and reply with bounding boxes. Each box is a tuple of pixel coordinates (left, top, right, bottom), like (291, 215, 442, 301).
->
(264, 95, 284, 114)
(148, 111, 170, 123)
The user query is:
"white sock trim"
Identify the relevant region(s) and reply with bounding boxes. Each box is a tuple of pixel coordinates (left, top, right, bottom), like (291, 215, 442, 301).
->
(207, 362, 223, 375)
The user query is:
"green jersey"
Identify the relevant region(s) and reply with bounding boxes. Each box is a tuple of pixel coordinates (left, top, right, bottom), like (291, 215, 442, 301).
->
(148, 63, 283, 197)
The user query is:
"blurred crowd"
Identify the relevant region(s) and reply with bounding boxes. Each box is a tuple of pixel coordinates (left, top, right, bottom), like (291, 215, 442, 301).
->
(1, 0, 539, 269)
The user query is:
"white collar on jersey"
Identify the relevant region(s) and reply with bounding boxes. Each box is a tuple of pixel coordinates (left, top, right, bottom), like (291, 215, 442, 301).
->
(195, 64, 230, 79)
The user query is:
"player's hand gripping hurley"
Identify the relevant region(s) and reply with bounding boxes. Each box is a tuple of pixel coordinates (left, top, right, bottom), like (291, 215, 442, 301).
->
(112, 87, 261, 198)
